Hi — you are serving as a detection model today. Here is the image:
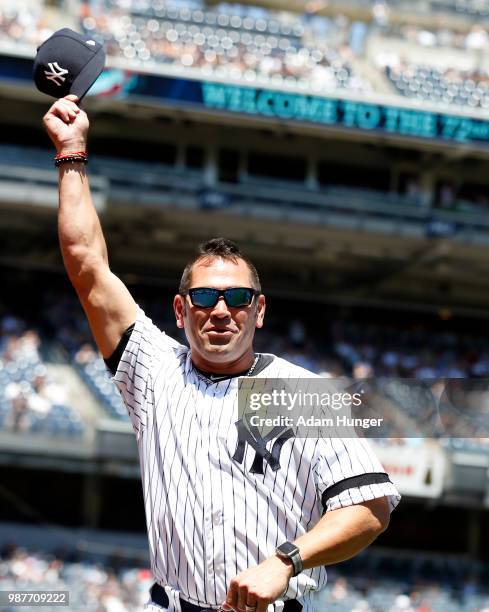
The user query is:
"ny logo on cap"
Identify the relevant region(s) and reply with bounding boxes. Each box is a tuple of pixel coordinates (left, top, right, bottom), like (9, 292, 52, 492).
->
(44, 62, 69, 87)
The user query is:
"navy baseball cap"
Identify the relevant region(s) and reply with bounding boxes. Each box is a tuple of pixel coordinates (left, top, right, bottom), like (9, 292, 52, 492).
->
(33, 28, 106, 100)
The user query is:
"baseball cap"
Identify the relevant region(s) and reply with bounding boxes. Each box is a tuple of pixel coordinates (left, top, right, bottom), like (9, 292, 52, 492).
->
(33, 28, 106, 100)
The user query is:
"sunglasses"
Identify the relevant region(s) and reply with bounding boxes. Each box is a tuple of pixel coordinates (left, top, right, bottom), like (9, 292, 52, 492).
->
(186, 287, 260, 308)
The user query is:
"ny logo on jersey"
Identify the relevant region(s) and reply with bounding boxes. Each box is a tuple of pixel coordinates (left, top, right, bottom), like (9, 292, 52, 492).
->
(232, 419, 294, 474)
(44, 62, 69, 87)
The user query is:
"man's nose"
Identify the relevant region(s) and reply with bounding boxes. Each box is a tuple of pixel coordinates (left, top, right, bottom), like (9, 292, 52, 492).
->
(211, 297, 230, 316)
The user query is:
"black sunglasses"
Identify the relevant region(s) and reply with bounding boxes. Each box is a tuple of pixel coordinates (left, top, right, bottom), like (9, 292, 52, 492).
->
(186, 287, 259, 308)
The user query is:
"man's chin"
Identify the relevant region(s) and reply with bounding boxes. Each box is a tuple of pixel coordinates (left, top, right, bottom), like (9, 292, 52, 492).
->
(205, 340, 233, 352)
(199, 339, 236, 361)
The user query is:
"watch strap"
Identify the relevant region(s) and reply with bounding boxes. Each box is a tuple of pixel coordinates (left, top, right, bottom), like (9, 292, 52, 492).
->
(289, 551, 303, 577)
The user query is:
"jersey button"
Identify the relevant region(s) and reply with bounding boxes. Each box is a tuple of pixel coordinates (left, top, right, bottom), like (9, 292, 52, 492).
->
(213, 510, 223, 525)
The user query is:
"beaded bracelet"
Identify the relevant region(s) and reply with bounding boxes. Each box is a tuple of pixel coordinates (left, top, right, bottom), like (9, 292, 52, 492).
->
(54, 151, 88, 167)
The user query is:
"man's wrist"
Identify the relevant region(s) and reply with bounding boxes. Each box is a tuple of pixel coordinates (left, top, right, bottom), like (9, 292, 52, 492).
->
(275, 554, 295, 579)
(56, 142, 87, 156)
(275, 541, 303, 577)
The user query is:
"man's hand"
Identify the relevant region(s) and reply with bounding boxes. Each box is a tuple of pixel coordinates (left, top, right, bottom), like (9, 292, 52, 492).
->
(222, 555, 293, 612)
(43, 95, 88, 154)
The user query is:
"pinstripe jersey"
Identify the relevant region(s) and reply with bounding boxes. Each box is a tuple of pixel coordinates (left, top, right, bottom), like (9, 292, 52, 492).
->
(111, 307, 401, 612)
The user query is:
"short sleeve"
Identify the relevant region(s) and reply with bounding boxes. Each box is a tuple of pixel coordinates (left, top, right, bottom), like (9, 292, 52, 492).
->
(313, 436, 401, 514)
(110, 306, 185, 437)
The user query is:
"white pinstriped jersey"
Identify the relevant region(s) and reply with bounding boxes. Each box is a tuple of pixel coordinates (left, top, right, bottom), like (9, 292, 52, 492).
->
(111, 307, 401, 612)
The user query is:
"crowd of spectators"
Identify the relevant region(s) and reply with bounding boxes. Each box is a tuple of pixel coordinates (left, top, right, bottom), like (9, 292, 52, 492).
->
(1, 544, 489, 611)
(0, 0, 371, 93)
(380, 23, 489, 51)
(429, 0, 489, 17)
(5, 0, 489, 106)
(370, 14, 489, 109)
(0, 312, 85, 438)
(0, 2, 53, 49)
(23, 290, 486, 447)
(41, 291, 489, 381)
(2, 288, 489, 450)
(80, 0, 369, 93)
(0, 545, 152, 611)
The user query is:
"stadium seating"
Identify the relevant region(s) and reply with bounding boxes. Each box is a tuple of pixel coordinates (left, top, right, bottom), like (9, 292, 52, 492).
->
(0, 289, 477, 455)
(0, 270, 488, 451)
(0, 2, 49, 49)
(1, 544, 489, 612)
(430, 0, 489, 17)
(76, 355, 127, 421)
(5, 0, 489, 107)
(3, 285, 489, 446)
(79, 0, 369, 93)
(385, 63, 489, 109)
(0, 318, 85, 438)
(0, 546, 152, 611)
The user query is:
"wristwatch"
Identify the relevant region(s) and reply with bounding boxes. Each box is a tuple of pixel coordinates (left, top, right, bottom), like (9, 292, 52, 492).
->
(275, 541, 303, 577)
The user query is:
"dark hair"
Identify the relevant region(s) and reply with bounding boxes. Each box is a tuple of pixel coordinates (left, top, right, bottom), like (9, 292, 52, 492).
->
(179, 238, 261, 295)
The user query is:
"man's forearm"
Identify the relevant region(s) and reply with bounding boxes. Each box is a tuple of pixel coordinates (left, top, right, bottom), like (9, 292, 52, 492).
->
(222, 498, 390, 612)
(58, 163, 108, 288)
(43, 94, 108, 290)
(293, 497, 390, 568)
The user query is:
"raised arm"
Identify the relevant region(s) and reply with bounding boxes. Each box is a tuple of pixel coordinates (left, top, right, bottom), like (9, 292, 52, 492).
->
(44, 95, 136, 357)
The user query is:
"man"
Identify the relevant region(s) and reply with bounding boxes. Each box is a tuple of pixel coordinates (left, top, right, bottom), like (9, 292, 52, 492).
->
(44, 95, 400, 612)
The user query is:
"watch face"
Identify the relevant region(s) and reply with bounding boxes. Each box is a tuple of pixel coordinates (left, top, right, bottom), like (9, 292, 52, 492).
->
(278, 542, 299, 556)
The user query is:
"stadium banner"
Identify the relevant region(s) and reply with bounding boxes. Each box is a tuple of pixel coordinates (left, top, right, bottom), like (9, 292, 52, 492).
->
(199, 83, 489, 145)
(3, 53, 489, 146)
(126, 72, 489, 147)
(371, 443, 446, 498)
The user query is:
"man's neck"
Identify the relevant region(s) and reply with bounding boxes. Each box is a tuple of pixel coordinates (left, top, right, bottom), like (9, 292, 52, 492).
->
(192, 351, 256, 376)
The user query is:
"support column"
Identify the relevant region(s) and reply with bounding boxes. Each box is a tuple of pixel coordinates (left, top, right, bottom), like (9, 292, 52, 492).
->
(419, 171, 435, 208)
(82, 472, 102, 529)
(175, 144, 186, 171)
(467, 508, 481, 558)
(237, 150, 247, 183)
(204, 147, 217, 186)
(306, 156, 318, 190)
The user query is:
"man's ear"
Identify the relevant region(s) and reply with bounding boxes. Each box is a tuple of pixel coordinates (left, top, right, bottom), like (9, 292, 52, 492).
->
(174, 294, 186, 329)
(255, 294, 266, 329)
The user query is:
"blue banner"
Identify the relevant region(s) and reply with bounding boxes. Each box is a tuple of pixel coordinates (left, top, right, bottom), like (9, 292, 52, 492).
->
(4, 53, 489, 147)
